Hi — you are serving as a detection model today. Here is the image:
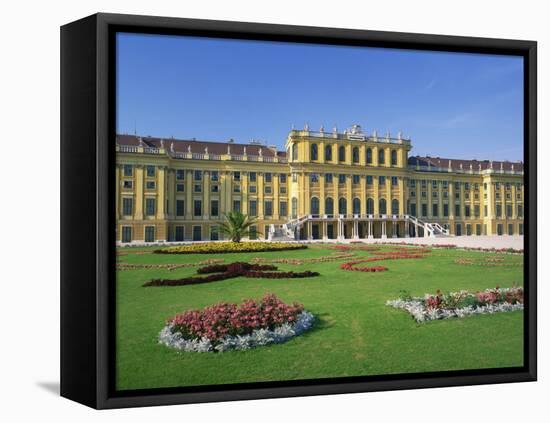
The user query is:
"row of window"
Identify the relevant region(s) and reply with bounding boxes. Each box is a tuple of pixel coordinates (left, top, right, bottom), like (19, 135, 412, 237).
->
(408, 203, 523, 219)
(294, 143, 399, 166)
(308, 174, 400, 186)
(292, 197, 400, 217)
(408, 179, 522, 191)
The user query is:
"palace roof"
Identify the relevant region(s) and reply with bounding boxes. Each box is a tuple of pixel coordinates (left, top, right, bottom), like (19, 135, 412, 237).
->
(116, 134, 287, 158)
(408, 156, 524, 172)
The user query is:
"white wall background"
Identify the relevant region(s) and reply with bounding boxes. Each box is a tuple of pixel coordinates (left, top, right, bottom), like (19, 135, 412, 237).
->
(0, 0, 546, 421)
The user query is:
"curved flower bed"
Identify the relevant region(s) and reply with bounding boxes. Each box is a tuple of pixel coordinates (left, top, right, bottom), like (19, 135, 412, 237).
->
(117, 258, 224, 271)
(251, 252, 356, 265)
(375, 242, 523, 254)
(154, 242, 307, 255)
(159, 294, 315, 352)
(386, 286, 524, 322)
(144, 262, 320, 287)
(454, 257, 523, 267)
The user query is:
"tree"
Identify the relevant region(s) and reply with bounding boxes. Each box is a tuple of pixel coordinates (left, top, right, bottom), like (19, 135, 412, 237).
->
(218, 211, 260, 243)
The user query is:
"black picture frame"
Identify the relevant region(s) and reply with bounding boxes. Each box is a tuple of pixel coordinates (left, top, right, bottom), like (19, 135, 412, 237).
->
(60, 12, 537, 409)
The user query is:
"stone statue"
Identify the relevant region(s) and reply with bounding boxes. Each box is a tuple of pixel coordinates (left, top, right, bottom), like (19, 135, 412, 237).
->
(205, 147, 208, 154)
(304, 123, 309, 131)
(138, 137, 144, 147)
(320, 126, 324, 133)
(243, 146, 247, 155)
(258, 148, 262, 156)
(227, 145, 231, 155)
(170, 142, 174, 153)
(160, 139, 164, 148)
(187, 145, 191, 153)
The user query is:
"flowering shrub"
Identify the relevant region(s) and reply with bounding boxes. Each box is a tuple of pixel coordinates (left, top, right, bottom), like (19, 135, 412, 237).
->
(159, 294, 315, 352)
(386, 286, 524, 322)
(144, 261, 319, 287)
(154, 242, 307, 255)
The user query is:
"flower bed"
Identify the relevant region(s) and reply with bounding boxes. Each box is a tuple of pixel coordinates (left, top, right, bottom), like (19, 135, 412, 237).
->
(454, 257, 523, 267)
(375, 241, 523, 254)
(386, 286, 524, 322)
(159, 294, 315, 352)
(340, 262, 388, 272)
(143, 262, 320, 287)
(251, 252, 356, 265)
(153, 242, 307, 255)
(117, 258, 225, 271)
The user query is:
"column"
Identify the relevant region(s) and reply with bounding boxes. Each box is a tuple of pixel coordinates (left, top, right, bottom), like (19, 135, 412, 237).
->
(427, 180, 433, 219)
(381, 219, 387, 239)
(241, 171, 248, 215)
(134, 165, 144, 220)
(386, 177, 392, 216)
(373, 176, 380, 215)
(353, 220, 359, 239)
(273, 172, 279, 219)
(307, 220, 312, 240)
(258, 172, 264, 218)
(202, 170, 210, 219)
(167, 169, 175, 219)
(346, 175, 352, 216)
(405, 219, 410, 238)
(185, 169, 193, 218)
(319, 173, 326, 215)
(438, 180, 443, 219)
(398, 177, 405, 216)
(323, 221, 328, 240)
(360, 175, 366, 215)
(392, 221, 397, 238)
(368, 221, 373, 239)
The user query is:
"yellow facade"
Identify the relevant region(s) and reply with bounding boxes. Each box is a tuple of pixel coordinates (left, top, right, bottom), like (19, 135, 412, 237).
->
(115, 126, 524, 243)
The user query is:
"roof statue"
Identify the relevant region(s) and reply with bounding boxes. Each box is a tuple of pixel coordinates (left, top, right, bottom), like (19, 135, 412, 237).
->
(227, 145, 231, 155)
(333, 125, 338, 134)
(259, 148, 262, 156)
(160, 139, 164, 148)
(138, 137, 144, 147)
(205, 146, 208, 154)
(170, 142, 174, 153)
(187, 145, 191, 153)
(243, 146, 247, 155)
(397, 131, 402, 140)
(350, 124, 362, 134)
(304, 123, 309, 131)
(320, 125, 324, 133)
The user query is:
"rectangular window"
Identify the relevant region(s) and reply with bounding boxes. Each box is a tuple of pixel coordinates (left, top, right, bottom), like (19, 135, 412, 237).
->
(279, 186, 287, 194)
(442, 181, 448, 189)
(279, 174, 287, 183)
(432, 204, 438, 217)
(249, 185, 257, 193)
(455, 204, 461, 217)
(264, 185, 272, 194)
(249, 226, 257, 240)
(339, 174, 346, 184)
(175, 226, 184, 241)
(432, 180, 437, 189)
(121, 226, 132, 243)
(146, 181, 156, 190)
(508, 224, 514, 235)
(465, 192, 470, 200)
(176, 169, 185, 180)
(194, 200, 202, 217)
(211, 170, 219, 181)
(476, 224, 481, 236)
(432, 191, 438, 198)
(443, 204, 449, 217)
(280, 201, 287, 217)
(211, 184, 219, 193)
(249, 200, 257, 217)
(421, 180, 427, 188)
(123, 164, 133, 177)
(465, 205, 471, 217)
(176, 183, 185, 192)
(443, 191, 449, 198)
(454, 182, 460, 190)
(410, 191, 416, 197)
(264, 225, 270, 240)
(292, 173, 297, 182)
(421, 204, 428, 217)
(310, 173, 319, 183)
(325, 173, 333, 183)
(144, 226, 155, 242)
(194, 184, 202, 193)
(146, 165, 155, 177)
(122, 198, 133, 216)
(210, 200, 219, 217)
(466, 224, 472, 236)
(176, 200, 185, 217)
(193, 225, 202, 241)
(264, 201, 273, 217)
(496, 204, 502, 217)
(249, 172, 257, 182)
(145, 198, 156, 216)
(410, 180, 416, 188)
(465, 183, 470, 191)
(366, 175, 373, 185)
(379, 176, 386, 185)
(233, 185, 241, 193)
(264, 173, 272, 183)
(353, 175, 360, 185)
(474, 205, 480, 217)
(455, 192, 460, 199)
(233, 171, 241, 181)
(123, 180, 133, 189)
(518, 205, 523, 218)
(391, 176, 398, 186)
(519, 224, 524, 235)
(194, 170, 202, 181)
(506, 205, 513, 217)
(421, 191, 427, 198)
(210, 226, 219, 241)
(409, 203, 417, 216)
(484, 205, 488, 217)
(233, 200, 241, 213)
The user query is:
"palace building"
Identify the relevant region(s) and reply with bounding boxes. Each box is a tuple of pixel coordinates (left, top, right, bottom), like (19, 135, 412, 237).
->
(115, 124, 524, 243)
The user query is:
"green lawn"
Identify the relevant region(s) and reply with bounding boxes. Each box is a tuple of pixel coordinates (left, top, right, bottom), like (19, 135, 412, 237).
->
(116, 244, 524, 391)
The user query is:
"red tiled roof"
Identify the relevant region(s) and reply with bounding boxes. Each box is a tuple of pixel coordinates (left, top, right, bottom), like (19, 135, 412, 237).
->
(408, 155, 523, 172)
(116, 134, 286, 157)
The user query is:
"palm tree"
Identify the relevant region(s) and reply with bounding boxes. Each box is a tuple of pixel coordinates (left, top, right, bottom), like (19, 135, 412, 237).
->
(218, 211, 260, 243)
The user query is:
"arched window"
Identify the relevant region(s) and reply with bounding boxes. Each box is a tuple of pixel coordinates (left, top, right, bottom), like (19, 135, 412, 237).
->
(338, 145, 346, 162)
(310, 143, 318, 161)
(379, 198, 387, 215)
(291, 197, 298, 218)
(391, 199, 399, 215)
(325, 145, 333, 161)
(353, 198, 361, 214)
(338, 197, 347, 215)
(325, 197, 334, 215)
(310, 197, 320, 215)
(366, 148, 372, 164)
(366, 198, 374, 214)
(391, 149, 397, 166)
(291, 144, 298, 161)
(352, 147, 359, 163)
(378, 149, 385, 165)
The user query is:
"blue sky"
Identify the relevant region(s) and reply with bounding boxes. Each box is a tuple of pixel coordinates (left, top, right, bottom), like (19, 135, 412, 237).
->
(116, 33, 524, 161)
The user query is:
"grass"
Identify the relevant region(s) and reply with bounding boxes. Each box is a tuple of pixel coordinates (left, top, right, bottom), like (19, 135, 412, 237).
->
(116, 244, 524, 391)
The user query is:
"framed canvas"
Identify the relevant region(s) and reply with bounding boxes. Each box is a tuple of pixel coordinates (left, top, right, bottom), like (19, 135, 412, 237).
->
(60, 13, 537, 409)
